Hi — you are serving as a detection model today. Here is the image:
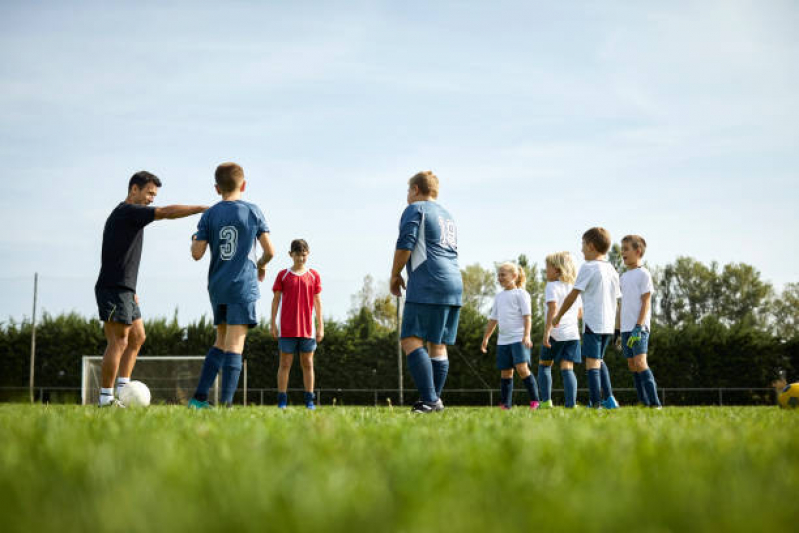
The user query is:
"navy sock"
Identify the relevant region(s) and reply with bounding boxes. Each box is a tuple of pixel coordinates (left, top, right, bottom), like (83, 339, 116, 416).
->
(500, 378, 513, 407)
(407, 347, 437, 403)
(640, 369, 661, 407)
(599, 361, 614, 401)
(277, 391, 288, 406)
(194, 346, 224, 402)
(538, 365, 552, 402)
(633, 371, 649, 405)
(304, 391, 315, 404)
(522, 375, 540, 402)
(431, 358, 450, 398)
(587, 369, 602, 407)
(221, 352, 242, 404)
(561, 369, 577, 408)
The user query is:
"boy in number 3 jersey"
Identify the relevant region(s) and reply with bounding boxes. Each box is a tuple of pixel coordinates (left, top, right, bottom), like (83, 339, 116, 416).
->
(188, 162, 275, 409)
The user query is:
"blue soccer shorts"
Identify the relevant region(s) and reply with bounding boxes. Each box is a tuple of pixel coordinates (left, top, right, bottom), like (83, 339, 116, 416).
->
(621, 330, 650, 358)
(496, 342, 531, 370)
(539, 339, 582, 364)
(582, 327, 612, 360)
(400, 302, 460, 345)
(212, 302, 257, 328)
(278, 337, 318, 355)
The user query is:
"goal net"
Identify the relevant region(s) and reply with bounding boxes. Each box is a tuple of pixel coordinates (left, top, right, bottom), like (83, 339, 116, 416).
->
(81, 356, 218, 406)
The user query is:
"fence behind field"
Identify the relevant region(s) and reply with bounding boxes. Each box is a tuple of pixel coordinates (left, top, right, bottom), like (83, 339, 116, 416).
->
(0, 386, 779, 407)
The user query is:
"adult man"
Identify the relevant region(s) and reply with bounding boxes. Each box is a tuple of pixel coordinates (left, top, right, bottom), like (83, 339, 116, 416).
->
(95, 171, 207, 407)
(390, 170, 463, 413)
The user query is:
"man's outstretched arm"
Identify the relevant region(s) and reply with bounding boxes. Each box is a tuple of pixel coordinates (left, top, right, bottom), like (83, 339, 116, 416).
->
(154, 205, 207, 220)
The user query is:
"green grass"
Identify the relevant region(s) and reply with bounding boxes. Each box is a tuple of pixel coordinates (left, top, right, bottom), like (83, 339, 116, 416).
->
(1, 405, 797, 532)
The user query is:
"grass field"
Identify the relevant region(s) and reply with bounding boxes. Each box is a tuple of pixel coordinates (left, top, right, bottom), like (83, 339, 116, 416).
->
(1, 405, 797, 532)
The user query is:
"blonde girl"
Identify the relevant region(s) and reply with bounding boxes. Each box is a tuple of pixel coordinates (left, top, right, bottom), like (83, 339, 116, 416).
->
(480, 262, 540, 409)
(539, 252, 582, 408)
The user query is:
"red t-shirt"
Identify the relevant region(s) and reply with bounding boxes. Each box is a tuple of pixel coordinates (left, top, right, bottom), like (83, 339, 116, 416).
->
(273, 269, 322, 338)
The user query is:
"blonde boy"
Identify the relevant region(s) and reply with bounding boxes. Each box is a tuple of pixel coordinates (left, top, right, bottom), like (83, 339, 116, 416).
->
(619, 235, 661, 408)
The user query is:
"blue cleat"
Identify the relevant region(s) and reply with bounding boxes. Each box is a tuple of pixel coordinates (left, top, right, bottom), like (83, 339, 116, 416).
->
(304, 391, 316, 410)
(602, 396, 620, 409)
(277, 392, 288, 409)
(188, 398, 211, 410)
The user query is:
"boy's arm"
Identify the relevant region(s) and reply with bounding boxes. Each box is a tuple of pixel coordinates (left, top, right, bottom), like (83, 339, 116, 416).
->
(314, 294, 324, 342)
(256, 233, 275, 282)
(270, 291, 281, 339)
(481, 319, 498, 353)
(390, 249, 411, 296)
(552, 289, 580, 326)
(154, 205, 207, 220)
(190, 235, 207, 261)
(543, 302, 557, 348)
(522, 315, 532, 348)
(637, 292, 651, 328)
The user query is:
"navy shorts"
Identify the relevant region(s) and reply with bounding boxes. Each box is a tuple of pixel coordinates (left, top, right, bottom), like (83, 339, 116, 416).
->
(212, 302, 257, 327)
(95, 287, 141, 325)
(496, 342, 531, 370)
(278, 337, 317, 354)
(582, 328, 612, 360)
(401, 302, 460, 345)
(539, 339, 582, 364)
(621, 330, 650, 358)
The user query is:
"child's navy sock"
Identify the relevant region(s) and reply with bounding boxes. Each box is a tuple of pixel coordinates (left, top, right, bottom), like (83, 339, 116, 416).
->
(599, 360, 614, 400)
(221, 352, 242, 404)
(538, 364, 552, 402)
(639, 369, 661, 407)
(633, 371, 649, 405)
(500, 378, 513, 408)
(587, 369, 602, 407)
(407, 347, 437, 403)
(194, 346, 224, 402)
(431, 357, 450, 399)
(561, 369, 577, 408)
(522, 375, 539, 402)
(277, 391, 288, 407)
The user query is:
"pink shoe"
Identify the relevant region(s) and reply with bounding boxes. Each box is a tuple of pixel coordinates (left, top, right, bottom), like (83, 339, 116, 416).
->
(530, 401, 540, 410)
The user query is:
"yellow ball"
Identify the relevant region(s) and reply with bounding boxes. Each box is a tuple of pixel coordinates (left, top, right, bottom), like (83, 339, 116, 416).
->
(778, 383, 799, 409)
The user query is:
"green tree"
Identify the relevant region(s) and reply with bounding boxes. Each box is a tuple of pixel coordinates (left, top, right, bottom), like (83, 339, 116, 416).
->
(771, 283, 799, 339)
(461, 263, 496, 313)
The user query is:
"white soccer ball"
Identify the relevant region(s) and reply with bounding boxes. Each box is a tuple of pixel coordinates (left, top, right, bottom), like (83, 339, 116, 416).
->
(119, 380, 151, 407)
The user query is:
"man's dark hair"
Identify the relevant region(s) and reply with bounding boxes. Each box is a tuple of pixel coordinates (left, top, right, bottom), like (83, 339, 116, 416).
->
(128, 171, 162, 191)
(290, 239, 310, 254)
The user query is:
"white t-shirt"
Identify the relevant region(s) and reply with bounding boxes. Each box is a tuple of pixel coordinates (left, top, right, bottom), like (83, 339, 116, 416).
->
(573, 260, 621, 335)
(620, 267, 654, 332)
(489, 288, 532, 345)
(544, 281, 581, 342)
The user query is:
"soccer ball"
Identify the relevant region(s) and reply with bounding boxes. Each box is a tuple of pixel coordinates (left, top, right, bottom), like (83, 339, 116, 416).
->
(119, 380, 151, 407)
(777, 383, 799, 409)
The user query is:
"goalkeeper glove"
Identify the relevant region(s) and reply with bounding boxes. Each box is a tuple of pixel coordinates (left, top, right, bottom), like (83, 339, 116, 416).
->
(626, 325, 643, 348)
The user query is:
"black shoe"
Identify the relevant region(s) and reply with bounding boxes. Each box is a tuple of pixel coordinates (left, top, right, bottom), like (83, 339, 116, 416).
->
(411, 400, 433, 414)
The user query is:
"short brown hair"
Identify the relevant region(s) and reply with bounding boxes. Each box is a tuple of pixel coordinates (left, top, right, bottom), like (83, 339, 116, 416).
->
(622, 234, 647, 256)
(408, 170, 439, 198)
(290, 239, 309, 254)
(215, 162, 245, 193)
(582, 227, 612, 254)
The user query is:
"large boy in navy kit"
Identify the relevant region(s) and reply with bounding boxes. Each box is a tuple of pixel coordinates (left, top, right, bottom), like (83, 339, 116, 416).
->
(189, 162, 275, 408)
(390, 170, 463, 414)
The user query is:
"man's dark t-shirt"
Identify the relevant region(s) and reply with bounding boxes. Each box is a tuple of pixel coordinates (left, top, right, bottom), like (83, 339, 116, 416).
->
(95, 202, 156, 292)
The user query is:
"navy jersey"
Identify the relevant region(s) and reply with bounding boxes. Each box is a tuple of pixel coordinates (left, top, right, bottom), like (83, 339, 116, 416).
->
(396, 201, 463, 306)
(96, 202, 156, 292)
(196, 200, 269, 305)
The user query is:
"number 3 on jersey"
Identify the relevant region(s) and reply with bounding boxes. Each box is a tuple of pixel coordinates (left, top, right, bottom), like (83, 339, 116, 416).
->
(438, 216, 457, 250)
(220, 226, 238, 260)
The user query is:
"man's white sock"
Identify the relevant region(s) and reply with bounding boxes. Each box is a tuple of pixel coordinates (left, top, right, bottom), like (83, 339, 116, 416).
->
(116, 376, 130, 395)
(99, 388, 115, 406)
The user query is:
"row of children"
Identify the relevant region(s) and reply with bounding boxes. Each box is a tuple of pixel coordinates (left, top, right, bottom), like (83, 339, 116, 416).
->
(481, 227, 661, 409)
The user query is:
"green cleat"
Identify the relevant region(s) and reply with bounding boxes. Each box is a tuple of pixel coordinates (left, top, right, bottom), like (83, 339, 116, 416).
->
(188, 398, 212, 410)
(538, 400, 555, 409)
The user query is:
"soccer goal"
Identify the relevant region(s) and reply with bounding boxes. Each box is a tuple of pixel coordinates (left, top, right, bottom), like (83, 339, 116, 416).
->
(81, 356, 218, 406)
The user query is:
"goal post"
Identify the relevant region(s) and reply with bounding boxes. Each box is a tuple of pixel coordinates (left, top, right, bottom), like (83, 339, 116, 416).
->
(80, 356, 229, 406)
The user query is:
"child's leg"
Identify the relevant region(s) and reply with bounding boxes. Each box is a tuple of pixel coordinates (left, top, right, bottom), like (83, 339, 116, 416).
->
(628, 357, 648, 405)
(586, 357, 602, 407)
(515, 362, 540, 404)
(193, 324, 227, 402)
(560, 361, 577, 408)
(278, 352, 294, 392)
(538, 361, 553, 402)
(220, 324, 248, 405)
(403, 337, 437, 403)
(500, 369, 514, 408)
(428, 342, 450, 400)
(636, 354, 661, 407)
(300, 351, 315, 392)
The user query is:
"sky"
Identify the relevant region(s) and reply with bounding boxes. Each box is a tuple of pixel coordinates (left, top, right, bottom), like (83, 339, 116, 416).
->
(1, 0, 797, 325)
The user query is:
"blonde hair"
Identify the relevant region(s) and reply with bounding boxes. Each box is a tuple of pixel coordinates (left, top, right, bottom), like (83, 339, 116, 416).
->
(545, 252, 577, 285)
(498, 262, 527, 289)
(408, 170, 439, 198)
